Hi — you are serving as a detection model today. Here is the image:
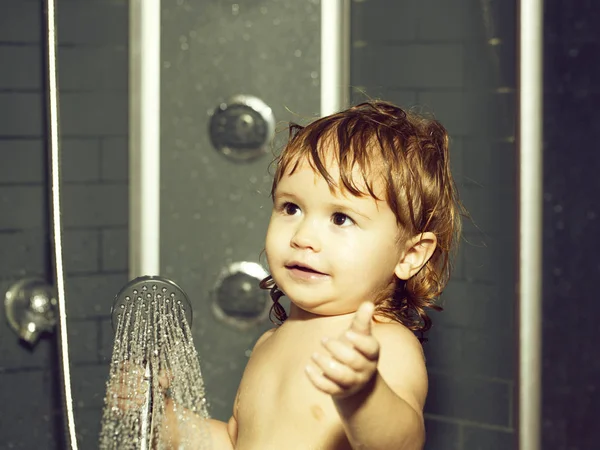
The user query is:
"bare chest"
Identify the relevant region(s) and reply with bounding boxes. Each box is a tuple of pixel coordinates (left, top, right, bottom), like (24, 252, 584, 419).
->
(235, 331, 347, 447)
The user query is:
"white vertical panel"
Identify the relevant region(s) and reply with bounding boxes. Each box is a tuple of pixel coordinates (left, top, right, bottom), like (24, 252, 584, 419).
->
(320, 0, 350, 116)
(519, 0, 544, 448)
(130, 0, 161, 277)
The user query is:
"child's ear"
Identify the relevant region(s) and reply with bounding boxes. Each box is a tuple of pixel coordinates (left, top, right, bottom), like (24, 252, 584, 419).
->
(395, 232, 437, 280)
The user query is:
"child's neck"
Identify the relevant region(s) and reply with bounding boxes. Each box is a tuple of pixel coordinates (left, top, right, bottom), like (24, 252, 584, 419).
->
(287, 303, 356, 324)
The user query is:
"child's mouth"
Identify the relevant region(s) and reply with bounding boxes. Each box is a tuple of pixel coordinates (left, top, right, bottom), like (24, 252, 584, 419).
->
(285, 263, 328, 278)
(291, 265, 319, 273)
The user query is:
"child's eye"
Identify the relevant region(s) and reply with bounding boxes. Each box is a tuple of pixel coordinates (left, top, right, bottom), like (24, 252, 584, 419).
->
(332, 212, 354, 227)
(282, 202, 300, 216)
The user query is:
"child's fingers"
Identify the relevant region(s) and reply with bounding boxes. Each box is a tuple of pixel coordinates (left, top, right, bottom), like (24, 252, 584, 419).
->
(158, 368, 173, 391)
(349, 302, 374, 336)
(310, 352, 357, 388)
(344, 330, 380, 361)
(321, 338, 366, 371)
(305, 364, 343, 396)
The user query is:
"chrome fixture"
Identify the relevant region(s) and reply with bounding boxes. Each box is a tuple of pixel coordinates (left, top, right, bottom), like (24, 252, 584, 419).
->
(5, 278, 57, 346)
(211, 261, 271, 330)
(209, 95, 275, 162)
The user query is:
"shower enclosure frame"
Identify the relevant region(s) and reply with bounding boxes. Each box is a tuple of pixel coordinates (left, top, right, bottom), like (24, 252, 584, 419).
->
(518, 0, 544, 449)
(127, 1, 545, 449)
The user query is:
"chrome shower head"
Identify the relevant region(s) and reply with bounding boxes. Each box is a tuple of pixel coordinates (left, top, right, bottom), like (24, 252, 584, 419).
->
(111, 275, 193, 332)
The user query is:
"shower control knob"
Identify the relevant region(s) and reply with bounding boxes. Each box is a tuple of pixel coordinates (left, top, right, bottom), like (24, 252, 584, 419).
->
(209, 95, 275, 162)
(211, 261, 271, 330)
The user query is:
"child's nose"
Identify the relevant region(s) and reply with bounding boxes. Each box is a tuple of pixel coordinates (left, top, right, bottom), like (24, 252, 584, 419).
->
(290, 219, 321, 252)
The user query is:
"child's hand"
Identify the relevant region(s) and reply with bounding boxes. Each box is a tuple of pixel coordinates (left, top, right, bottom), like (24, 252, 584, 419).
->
(106, 361, 150, 410)
(305, 302, 380, 399)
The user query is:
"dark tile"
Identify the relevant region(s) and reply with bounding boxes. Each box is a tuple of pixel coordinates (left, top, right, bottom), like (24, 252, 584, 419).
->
(68, 319, 99, 365)
(463, 425, 515, 450)
(62, 184, 128, 228)
(65, 273, 129, 319)
(425, 372, 511, 427)
(100, 137, 128, 182)
(424, 326, 514, 381)
(0, 93, 44, 137)
(423, 326, 463, 373)
(57, 2, 128, 46)
(437, 280, 515, 331)
(60, 92, 128, 136)
(351, 0, 418, 43)
(71, 364, 110, 409)
(460, 329, 514, 380)
(101, 227, 128, 272)
(462, 139, 517, 189)
(61, 139, 101, 183)
(63, 229, 100, 274)
(352, 44, 464, 89)
(461, 91, 516, 140)
(416, 0, 472, 41)
(0, 45, 42, 90)
(75, 407, 103, 450)
(0, 186, 45, 230)
(0, 2, 42, 44)
(417, 90, 467, 136)
(58, 46, 128, 92)
(424, 418, 461, 450)
(459, 186, 514, 235)
(0, 230, 47, 277)
(461, 234, 514, 284)
(0, 140, 44, 184)
(0, 370, 58, 449)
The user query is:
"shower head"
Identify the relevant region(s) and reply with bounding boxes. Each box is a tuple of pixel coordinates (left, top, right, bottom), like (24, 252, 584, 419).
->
(111, 276, 193, 332)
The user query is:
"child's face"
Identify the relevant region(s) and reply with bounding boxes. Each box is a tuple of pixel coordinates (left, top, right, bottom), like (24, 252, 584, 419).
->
(265, 156, 404, 317)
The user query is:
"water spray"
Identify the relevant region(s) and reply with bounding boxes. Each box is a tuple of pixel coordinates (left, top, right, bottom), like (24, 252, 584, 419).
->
(100, 276, 210, 450)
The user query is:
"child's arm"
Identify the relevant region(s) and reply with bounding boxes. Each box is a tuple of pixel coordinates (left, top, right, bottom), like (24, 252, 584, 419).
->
(160, 397, 234, 449)
(305, 302, 427, 450)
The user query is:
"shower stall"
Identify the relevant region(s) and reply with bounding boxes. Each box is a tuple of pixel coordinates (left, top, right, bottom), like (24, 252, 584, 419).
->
(7, 0, 597, 449)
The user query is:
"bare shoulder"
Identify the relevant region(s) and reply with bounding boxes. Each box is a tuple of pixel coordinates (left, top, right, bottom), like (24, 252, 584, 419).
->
(372, 320, 428, 412)
(254, 327, 277, 349)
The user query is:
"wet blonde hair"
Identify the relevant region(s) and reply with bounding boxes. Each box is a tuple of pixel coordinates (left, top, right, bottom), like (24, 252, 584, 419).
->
(261, 101, 464, 333)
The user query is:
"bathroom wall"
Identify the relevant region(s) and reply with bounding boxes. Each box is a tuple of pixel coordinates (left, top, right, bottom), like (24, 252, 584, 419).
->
(0, 1, 129, 448)
(351, 1, 517, 449)
(542, 1, 600, 448)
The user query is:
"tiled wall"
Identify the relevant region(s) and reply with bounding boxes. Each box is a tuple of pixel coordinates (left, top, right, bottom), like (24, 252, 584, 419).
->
(351, 1, 517, 449)
(0, 1, 129, 448)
